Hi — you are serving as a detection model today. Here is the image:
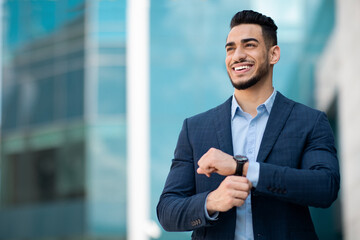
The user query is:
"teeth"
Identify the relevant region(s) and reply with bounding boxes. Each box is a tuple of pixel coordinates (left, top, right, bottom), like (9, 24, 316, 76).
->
(234, 66, 251, 71)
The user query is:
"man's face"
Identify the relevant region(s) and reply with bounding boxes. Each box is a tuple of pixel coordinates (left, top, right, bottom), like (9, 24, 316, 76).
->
(225, 24, 270, 90)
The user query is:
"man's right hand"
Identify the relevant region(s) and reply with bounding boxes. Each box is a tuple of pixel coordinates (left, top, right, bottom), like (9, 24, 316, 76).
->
(206, 176, 252, 215)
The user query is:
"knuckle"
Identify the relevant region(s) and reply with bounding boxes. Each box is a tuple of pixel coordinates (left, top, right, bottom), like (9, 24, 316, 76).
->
(227, 198, 234, 206)
(227, 176, 235, 181)
(224, 190, 233, 199)
(233, 199, 242, 207)
(223, 180, 232, 188)
(243, 191, 249, 198)
(240, 176, 247, 182)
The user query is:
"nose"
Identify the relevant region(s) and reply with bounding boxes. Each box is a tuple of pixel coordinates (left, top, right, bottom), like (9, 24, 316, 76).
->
(232, 47, 246, 62)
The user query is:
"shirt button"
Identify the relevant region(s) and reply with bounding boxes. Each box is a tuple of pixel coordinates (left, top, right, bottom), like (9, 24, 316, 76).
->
(248, 149, 253, 154)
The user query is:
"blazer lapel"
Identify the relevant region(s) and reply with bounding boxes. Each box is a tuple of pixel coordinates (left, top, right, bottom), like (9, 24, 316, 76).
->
(257, 92, 295, 163)
(212, 97, 237, 234)
(213, 97, 234, 156)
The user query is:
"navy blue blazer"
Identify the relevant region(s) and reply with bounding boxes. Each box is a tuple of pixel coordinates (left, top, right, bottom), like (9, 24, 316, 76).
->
(157, 92, 340, 240)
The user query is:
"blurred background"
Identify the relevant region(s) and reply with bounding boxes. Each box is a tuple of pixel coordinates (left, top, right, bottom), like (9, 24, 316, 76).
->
(0, 0, 359, 239)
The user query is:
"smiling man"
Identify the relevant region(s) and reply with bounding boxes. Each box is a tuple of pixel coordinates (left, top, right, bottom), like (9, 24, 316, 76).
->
(157, 10, 340, 240)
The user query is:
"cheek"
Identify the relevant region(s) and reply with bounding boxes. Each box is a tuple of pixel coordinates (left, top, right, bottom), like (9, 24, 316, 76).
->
(225, 56, 231, 66)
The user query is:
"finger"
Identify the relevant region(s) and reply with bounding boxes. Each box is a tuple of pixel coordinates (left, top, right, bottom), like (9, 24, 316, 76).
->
(198, 158, 211, 171)
(227, 175, 248, 182)
(197, 167, 204, 174)
(202, 166, 216, 173)
(232, 190, 250, 200)
(224, 177, 251, 192)
(197, 167, 216, 177)
(232, 199, 245, 207)
(248, 181, 253, 189)
(199, 150, 210, 163)
(225, 176, 250, 187)
(232, 182, 251, 192)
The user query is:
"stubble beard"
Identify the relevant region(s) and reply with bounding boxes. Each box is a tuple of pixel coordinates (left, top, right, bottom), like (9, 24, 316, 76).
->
(228, 59, 270, 90)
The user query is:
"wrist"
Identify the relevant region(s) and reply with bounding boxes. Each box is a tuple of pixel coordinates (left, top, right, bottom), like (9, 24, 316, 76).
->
(206, 192, 217, 214)
(243, 161, 249, 177)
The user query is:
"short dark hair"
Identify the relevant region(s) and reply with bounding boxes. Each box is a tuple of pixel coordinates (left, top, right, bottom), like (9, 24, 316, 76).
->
(230, 10, 278, 48)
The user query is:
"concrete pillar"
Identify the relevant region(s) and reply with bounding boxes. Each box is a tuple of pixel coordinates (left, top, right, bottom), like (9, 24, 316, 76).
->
(316, 1, 360, 239)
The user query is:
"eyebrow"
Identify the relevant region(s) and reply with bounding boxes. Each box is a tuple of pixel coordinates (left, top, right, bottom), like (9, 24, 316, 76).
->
(242, 38, 259, 43)
(225, 38, 259, 48)
(225, 42, 235, 48)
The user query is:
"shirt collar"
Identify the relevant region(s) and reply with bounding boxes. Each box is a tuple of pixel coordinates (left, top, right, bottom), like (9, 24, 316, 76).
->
(231, 89, 277, 120)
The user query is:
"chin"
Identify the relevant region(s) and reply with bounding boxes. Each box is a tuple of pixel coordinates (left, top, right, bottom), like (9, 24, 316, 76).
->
(231, 78, 250, 85)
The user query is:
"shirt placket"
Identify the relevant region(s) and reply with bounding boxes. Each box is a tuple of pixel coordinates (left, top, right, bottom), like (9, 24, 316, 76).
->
(245, 118, 256, 238)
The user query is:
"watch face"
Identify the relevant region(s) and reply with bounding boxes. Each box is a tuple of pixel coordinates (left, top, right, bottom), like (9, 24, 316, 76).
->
(234, 155, 248, 162)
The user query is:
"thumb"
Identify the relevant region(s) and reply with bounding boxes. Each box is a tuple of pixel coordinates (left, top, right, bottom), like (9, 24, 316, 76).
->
(197, 167, 205, 174)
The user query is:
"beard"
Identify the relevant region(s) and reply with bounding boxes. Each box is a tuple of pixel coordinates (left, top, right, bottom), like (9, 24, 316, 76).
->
(228, 59, 270, 90)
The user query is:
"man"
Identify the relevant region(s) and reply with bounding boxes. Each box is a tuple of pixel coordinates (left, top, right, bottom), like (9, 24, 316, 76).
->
(157, 10, 340, 240)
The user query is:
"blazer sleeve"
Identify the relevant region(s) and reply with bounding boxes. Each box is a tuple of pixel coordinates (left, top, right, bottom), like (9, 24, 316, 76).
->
(254, 112, 340, 208)
(156, 119, 216, 231)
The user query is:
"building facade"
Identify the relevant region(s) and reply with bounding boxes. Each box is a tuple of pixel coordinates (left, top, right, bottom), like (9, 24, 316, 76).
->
(0, 0, 127, 239)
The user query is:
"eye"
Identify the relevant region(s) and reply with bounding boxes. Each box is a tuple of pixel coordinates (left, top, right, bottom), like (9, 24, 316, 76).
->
(226, 47, 234, 52)
(245, 43, 256, 48)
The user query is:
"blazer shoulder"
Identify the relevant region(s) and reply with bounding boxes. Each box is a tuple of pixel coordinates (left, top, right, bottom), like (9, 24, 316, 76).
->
(277, 92, 324, 117)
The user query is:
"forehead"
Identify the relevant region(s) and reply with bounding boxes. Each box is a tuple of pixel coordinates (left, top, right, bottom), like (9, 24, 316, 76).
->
(226, 24, 264, 43)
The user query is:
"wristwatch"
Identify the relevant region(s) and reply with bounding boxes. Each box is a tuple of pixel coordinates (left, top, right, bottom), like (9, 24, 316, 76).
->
(233, 155, 249, 176)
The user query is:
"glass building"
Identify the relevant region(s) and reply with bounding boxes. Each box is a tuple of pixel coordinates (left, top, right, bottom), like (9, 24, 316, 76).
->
(1, 0, 127, 239)
(0, 0, 341, 239)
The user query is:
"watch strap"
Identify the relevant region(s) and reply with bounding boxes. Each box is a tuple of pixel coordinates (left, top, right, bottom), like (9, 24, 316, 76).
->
(235, 158, 244, 176)
(233, 155, 248, 176)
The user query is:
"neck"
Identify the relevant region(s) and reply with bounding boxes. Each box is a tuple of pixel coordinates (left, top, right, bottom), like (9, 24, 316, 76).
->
(234, 79, 274, 117)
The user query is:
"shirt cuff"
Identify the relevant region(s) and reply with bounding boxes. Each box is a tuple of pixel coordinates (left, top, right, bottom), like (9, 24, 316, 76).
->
(247, 161, 260, 188)
(204, 194, 219, 220)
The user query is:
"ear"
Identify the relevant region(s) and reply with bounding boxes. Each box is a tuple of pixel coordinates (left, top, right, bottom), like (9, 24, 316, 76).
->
(269, 45, 280, 64)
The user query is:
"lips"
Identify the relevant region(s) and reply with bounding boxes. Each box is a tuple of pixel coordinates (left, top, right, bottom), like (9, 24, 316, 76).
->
(234, 66, 251, 71)
(232, 63, 254, 73)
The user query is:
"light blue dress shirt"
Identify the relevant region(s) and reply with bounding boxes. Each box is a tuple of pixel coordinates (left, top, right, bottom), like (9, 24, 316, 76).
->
(231, 90, 276, 240)
(204, 90, 277, 240)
